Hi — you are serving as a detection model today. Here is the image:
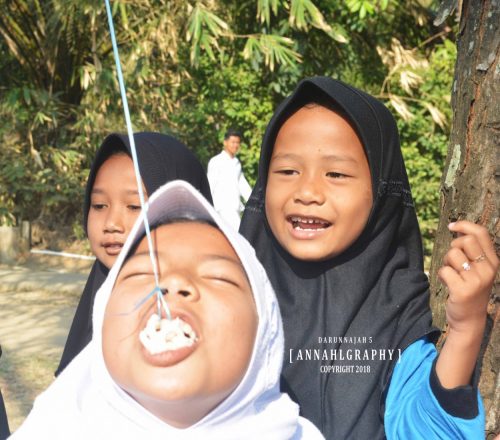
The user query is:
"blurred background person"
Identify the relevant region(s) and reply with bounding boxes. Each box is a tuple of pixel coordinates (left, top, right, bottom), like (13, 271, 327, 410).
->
(207, 129, 252, 229)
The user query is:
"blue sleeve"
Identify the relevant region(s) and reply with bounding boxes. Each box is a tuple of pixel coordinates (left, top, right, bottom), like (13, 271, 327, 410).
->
(384, 338, 484, 439)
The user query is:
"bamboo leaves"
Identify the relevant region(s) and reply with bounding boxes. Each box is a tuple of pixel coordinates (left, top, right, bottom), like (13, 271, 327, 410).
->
(186, 3, 229, 64)
(257, 0, 281, 25)
(378, 38, 448, 128)
(187, 0, 347, 70)
(290, 0, 348, 42)
(243, 34, 301, 71)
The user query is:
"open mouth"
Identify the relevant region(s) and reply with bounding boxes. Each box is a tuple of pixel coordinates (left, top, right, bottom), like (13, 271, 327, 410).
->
(139, 314, 198, 355)
(103, 242, 123, 254)
(288, 215, 332, 231)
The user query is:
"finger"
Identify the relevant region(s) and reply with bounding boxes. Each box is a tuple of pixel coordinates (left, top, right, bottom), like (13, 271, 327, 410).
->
(443, 247, 471, 278)
(449, 221, 498, 267)
(438, 265, 463, 290)
(450, 235, 488, 268)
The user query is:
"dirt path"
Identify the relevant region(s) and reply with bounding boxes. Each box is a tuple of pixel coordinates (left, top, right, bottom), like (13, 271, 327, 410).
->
(0, 268, 84, 432)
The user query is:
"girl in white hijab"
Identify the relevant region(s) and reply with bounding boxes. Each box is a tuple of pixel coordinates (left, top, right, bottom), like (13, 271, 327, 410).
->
(11, 180, 322, 440)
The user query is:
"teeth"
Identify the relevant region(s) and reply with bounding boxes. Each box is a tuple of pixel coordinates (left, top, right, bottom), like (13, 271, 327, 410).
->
(290, 216, 329, 225)
(140, 315, 197, 355)
(293, 224, 326, 231)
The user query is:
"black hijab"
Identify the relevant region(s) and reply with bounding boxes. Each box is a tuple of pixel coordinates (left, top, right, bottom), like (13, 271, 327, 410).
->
(240, 77, 439, 439)
(0, 392, 8, 440)
(56, 132, 212, 375)
(0, 347, 9, 439)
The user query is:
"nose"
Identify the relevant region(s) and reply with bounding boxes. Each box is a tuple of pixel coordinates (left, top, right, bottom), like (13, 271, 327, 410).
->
(293, 173, 326, 205)
(159, 271, 200, 302)
(103, 206, 124, 233)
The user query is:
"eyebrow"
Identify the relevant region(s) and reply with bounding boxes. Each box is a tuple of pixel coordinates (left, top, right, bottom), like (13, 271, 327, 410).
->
(271, 152, 357, 163)
(91, 188, 140, 195)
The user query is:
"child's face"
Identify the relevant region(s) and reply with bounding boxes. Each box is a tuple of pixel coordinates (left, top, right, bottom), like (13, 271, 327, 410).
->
(102, 222, 258, 427)
(87, 154, 144, 268)
(265, 105, 373, 261)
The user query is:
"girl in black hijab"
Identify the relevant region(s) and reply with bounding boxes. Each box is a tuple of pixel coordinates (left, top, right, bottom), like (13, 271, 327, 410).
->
(56, 132, 212, 375)
(240, 77, 495, 438)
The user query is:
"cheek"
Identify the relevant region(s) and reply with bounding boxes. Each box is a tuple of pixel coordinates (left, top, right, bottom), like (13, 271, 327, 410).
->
(87, 211, 99, 235)
(102, 297, 140, 350)
(124, 211, 141, 231)
(102, 308, 140, 380)
(231, 300, 257, 360)
(211, 298, 257, 372)
(86, 212, 99, 243)
(102, 316, 124, 376)
(265, 179, 285, 224)
(338, 188, 372, 237)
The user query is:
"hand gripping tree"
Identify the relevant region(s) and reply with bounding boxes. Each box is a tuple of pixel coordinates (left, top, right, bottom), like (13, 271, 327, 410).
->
(429, 1, 499, 436)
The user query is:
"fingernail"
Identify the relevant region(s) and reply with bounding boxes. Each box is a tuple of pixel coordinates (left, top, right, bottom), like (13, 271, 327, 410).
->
(448, 222, 456, 229)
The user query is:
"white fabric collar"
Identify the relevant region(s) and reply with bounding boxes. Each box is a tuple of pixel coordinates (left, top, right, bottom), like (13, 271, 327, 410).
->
(221, 149, 237, 161)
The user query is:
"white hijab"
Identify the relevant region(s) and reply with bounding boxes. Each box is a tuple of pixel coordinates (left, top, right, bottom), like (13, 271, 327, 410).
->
(12, 181, 323, 440)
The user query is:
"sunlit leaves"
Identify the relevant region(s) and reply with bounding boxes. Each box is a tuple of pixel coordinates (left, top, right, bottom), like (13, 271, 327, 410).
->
(399, 70, 422, 94)
(185, 0, 349, 68)
(378, 38, 448, 127)
(257, 0, 281, 25)
(186, 3, 229, 64)
(79, 63, 97, 91)
(243, 34, 301, 71)
(422, 102, 446, 129)
(289, 0, 326, 30)
(289, 0, 348, 42)
(346, 0, 389, 19)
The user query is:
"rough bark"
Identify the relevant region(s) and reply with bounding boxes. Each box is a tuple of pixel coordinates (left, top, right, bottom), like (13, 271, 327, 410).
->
(429, 0, 499, 437)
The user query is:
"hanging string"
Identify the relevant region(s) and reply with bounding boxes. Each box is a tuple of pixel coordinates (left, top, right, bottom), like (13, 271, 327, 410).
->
(104, 0, 171, 320)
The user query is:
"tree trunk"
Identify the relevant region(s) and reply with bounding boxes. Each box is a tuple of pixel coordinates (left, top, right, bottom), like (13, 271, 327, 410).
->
(429, 0, 499, 437)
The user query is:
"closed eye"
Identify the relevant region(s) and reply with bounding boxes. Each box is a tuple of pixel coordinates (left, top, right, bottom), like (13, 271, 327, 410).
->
(91, 203, 107, 210)
(127, 204, 142, 211)
(119, 272, 155, 283)
(204, 276, 241, 288)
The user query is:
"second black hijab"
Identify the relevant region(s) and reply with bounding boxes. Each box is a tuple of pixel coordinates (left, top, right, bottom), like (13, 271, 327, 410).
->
(56, 132, 212, 375)
(240, 77, 439, 439)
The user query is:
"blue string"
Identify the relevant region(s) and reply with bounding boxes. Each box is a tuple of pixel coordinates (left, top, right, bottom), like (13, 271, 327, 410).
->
(104, 0, 171, 320)
(115, 286, 162, 316)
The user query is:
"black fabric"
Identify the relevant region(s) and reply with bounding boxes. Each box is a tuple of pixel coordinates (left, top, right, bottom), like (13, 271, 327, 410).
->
(0, 391, 8, 440)
(240, 77, 440, 439)
(429, 358, 478, 419)
(55, 260, 108, 376)
(56, 132, 212, 376)
(0, 346, 10, 439)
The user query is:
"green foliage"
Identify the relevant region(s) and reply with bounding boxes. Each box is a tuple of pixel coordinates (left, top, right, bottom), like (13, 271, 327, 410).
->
(257, 0, 281, 25)
(346, 0, 390, 19)
(0, 0, 457, 259)
(187, 3, 230, 64)
(170, 56, 275, 185)
(0, 88, 87, 227)
(243, 34, 302, 71)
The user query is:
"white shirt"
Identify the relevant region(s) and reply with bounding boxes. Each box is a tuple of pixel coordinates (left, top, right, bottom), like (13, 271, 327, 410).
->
(207, 150, 252, 228)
